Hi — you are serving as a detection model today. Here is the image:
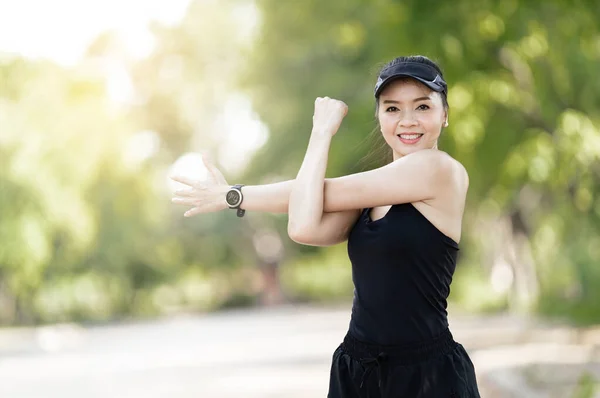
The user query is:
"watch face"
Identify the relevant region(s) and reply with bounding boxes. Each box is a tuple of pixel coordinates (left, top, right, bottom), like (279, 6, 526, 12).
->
(226, 190, 241, 206)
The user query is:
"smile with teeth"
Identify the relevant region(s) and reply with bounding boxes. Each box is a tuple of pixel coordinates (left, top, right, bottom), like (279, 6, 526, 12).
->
(398, 133, 423, 140)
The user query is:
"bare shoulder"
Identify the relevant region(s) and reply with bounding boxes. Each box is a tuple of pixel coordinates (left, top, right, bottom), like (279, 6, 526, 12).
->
(401, 149, 469, 191)
(441, 151, 469, 190)
(399, 148, 459, 168)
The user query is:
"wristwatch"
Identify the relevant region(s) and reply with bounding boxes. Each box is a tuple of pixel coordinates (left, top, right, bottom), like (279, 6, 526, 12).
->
(225, 184, 245, 217)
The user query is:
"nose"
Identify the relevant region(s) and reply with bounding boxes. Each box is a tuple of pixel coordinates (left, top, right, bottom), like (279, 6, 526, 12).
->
(397, 110, 417, 127)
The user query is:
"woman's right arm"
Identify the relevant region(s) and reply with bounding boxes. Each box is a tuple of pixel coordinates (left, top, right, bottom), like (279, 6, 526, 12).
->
(171, 173, 354, 214)
(171, 163, 361, 246)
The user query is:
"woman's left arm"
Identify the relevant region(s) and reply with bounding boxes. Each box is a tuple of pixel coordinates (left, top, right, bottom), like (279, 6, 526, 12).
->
(287, 97, 348, 240)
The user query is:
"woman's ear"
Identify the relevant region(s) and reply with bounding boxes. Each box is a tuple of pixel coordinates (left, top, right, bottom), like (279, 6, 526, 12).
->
(443, 111, 449, 127)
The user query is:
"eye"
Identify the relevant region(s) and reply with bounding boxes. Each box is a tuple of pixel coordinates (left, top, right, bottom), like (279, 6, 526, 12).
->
(416, 104, 430, 111)
(385, 106, 399, 112)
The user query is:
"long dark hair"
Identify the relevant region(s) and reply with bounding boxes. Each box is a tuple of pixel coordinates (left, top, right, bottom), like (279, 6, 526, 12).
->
(357, 55, 449, 170)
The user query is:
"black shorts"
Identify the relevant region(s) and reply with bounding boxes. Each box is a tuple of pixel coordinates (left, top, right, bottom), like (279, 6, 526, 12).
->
(328, 329, 480, 398)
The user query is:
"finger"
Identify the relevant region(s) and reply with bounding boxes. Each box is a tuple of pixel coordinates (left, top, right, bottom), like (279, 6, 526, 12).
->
(170, 175, 197, 187)
(336, 101, 348, 116)
(172, 197, 198, 206)
(184, 206, 208, 217)
(202, 154, 228, 185)
(173, 189, 196, 198)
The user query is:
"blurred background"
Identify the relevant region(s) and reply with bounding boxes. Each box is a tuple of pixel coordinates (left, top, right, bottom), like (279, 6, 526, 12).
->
(0, 0, 599, 397)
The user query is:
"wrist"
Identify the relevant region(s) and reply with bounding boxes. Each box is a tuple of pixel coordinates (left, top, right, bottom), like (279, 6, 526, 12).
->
(309, 131, 334, 148)
(218, 185, 230, 209)
(225, 184, 246, 217)
(310, 127, 335, 139)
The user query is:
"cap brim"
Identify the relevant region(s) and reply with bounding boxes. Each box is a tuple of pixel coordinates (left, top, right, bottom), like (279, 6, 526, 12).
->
(375, 74, 445, 98)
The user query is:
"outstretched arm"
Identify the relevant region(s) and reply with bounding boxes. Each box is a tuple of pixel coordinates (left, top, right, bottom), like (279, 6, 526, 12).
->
(171, 148, 460, 217)
(172, 171, 360, 246)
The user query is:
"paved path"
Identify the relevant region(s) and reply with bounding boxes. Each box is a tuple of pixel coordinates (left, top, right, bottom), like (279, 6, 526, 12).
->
(2, 305, 349, 398)
(0, 305, 597, 397)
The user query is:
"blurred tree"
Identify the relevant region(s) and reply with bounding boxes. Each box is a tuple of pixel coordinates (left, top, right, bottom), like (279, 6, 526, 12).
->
(0, 0, 278, 325)
(127, 0, 291, 308)
(0, 0, 259, 324)
(1, 0, 599, 325)
(0, 57, 162, 323)
(129, 0, 258, 159)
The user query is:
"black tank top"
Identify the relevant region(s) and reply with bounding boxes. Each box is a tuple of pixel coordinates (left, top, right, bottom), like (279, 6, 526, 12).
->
(347, 203, 459, 345)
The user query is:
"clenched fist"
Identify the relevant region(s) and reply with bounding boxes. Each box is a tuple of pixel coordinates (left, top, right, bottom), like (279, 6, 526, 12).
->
(312, 97, 348, 137)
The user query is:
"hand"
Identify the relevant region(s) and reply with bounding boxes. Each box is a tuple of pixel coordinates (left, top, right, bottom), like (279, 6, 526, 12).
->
(312, 97, 348, 137)
(170, 154, 230, 217)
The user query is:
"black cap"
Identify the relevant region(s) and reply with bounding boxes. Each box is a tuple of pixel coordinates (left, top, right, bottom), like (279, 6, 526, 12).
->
(374, 62, 447, 98)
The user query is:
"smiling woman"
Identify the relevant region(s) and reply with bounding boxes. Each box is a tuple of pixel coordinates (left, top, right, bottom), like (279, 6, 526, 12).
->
(171, 54, 480, 397)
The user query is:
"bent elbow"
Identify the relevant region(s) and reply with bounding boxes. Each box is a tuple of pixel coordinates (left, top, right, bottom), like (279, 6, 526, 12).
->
(287, 223, 327, 246)
(287, 223, 311, 244)
(287, 227, 341, 247)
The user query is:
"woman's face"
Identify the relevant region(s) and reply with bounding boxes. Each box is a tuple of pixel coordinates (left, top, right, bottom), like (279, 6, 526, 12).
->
(377, 78, 447, 160)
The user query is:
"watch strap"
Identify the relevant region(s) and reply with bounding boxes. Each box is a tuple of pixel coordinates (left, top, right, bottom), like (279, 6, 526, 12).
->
(232, 184, 245, 217)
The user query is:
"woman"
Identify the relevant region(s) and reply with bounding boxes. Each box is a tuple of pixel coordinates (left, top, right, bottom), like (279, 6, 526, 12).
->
(171, 55, 480, 397)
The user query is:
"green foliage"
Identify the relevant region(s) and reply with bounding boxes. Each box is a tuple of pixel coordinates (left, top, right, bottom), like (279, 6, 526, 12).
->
(0, 57, 171, 323)
(572, 372, 597, 398)
(280, 244, 354, 302)
(1, 0, 600, 325)
(0, 0, 266, 325)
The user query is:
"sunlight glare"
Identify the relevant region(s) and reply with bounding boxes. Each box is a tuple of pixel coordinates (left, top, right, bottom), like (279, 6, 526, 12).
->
(0, 0, 191, 66)
(216, 94, 269, 176)
(168, 152, 209, 192)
